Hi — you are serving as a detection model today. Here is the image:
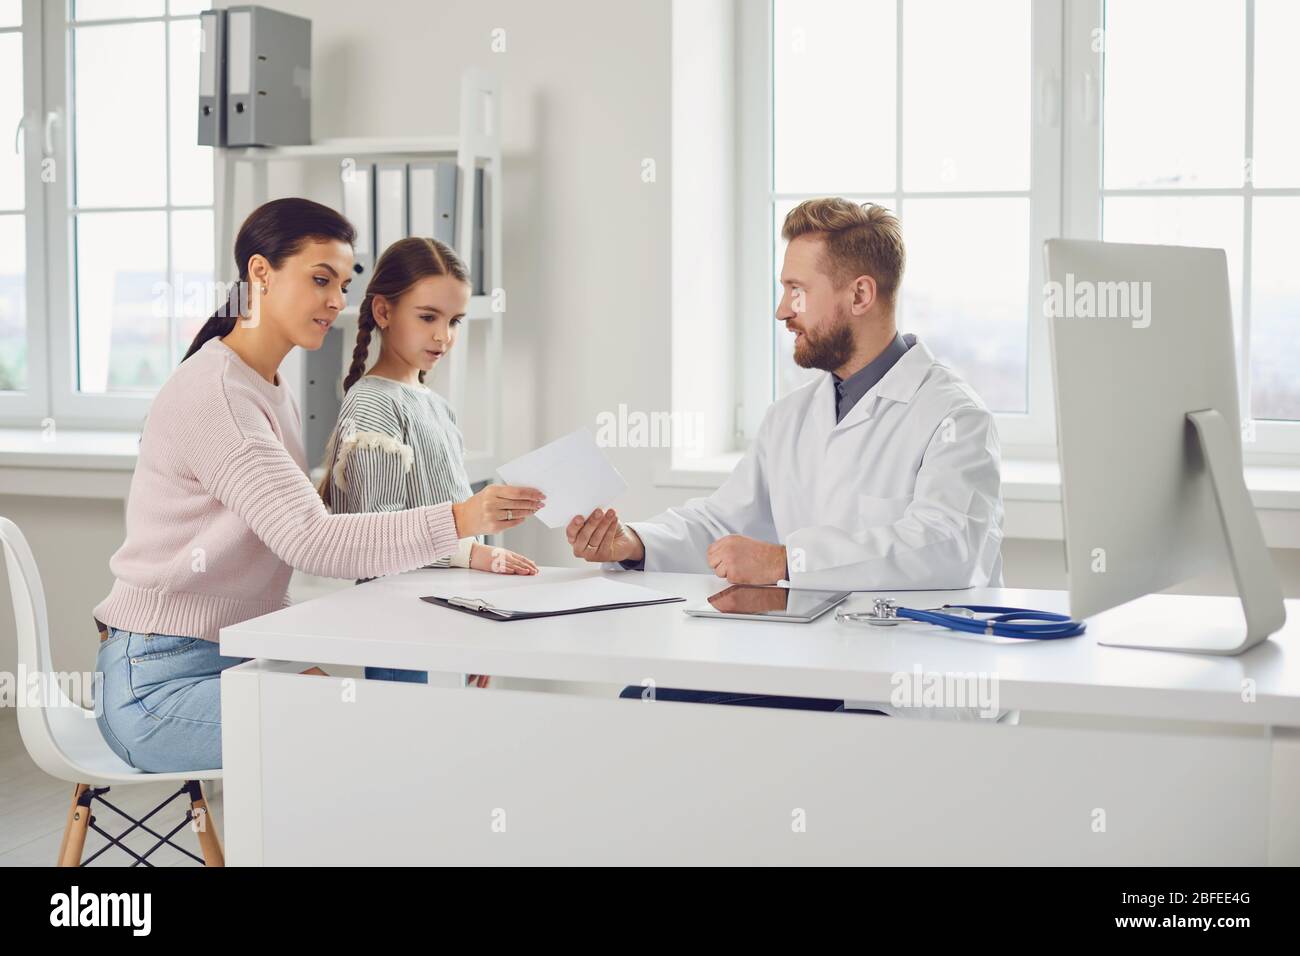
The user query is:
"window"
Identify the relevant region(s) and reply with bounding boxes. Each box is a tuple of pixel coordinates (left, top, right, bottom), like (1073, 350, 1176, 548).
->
(736, 0, 1061, 454)
(63, 0, 214, 401)
(772, 0, 1035, 416)
(1095, 0, 1300, 434)
(2, 0, 214, 428)
(728, 0, 1300, 463)
(1, 0, 32, 399)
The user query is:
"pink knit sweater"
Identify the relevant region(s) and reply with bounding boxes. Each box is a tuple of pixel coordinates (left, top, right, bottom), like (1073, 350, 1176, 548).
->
(93, 336, 460, 643)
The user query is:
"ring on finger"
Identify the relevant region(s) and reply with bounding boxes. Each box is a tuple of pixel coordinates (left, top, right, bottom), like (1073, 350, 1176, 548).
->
(506, 509, 513, 521)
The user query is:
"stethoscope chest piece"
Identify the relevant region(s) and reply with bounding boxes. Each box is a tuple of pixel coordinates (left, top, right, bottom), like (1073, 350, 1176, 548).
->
(860, 598, 901, 626)
(839, 598, 974, 627)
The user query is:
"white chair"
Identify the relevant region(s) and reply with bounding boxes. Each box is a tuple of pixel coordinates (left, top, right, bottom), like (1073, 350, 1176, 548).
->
(0, 516, 224, 867)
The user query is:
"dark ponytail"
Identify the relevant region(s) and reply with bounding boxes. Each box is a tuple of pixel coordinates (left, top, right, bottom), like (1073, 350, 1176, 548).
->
(182, 197, 358, 363)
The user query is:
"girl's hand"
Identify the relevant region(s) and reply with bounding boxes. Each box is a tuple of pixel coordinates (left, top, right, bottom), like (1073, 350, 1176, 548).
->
(452, 484, 545, 536)
(469, 543, 539, 575)
(464, 544, 539, 685)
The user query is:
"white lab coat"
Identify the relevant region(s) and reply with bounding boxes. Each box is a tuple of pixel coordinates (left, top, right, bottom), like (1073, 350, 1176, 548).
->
(618, 336, 1008, 720)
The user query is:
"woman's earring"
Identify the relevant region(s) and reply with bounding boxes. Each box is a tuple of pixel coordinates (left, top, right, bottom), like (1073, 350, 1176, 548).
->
(259, 284, 267, 295)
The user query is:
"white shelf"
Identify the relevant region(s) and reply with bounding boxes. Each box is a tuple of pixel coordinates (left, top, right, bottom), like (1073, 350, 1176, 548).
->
(0, 428, 137, 498)
(0, 428, 139, 469)
(223, 136, 460, 161)
(212, 69, 507, 487)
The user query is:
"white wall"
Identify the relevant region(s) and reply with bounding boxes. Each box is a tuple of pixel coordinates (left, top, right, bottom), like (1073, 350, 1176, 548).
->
(0, 496, 125, 678)
(284, 0, 683, 566)
(1003, 538, 1300, 597)
(671, 0, 736, 462)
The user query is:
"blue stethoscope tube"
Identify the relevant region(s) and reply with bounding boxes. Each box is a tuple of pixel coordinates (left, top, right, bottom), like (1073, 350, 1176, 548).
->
(838, 600, 1086, 640)
(902, 604, 1086, 639)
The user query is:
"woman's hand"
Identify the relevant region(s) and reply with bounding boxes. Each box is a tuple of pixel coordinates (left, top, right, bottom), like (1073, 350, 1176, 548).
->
(469, 543, 539, 575)
(452, 485, 545, 536)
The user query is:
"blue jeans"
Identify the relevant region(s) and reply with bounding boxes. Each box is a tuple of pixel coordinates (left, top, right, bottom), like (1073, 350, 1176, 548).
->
(618, 686, 885, 714)
(364, 667, 428, 683)
(95, 625, 249, 772)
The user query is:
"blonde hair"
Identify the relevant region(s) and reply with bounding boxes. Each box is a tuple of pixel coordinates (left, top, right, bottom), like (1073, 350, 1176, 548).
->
(781, 198, 906, 306)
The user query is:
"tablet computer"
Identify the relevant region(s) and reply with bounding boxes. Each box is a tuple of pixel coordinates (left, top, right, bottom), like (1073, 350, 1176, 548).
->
(683, 585, 851, 623)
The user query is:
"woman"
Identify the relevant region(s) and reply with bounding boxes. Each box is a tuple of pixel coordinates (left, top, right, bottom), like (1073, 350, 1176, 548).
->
(92, 198, 543, 773)
(319, 236, 538, 685)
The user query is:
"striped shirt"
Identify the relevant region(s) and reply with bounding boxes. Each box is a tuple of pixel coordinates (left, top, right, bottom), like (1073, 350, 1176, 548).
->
(322, 374, 478, 571)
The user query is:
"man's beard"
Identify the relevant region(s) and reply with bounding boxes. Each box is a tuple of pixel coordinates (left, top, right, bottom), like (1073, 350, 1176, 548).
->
(792, 307, 855, 372)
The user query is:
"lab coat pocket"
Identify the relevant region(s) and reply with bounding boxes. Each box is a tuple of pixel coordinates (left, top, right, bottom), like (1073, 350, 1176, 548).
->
(857, 493, 909, 527)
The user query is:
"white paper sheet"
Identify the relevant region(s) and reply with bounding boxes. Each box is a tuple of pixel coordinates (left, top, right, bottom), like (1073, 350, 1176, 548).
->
(496, 427, 628, 529)
(430, 576, 677, 615)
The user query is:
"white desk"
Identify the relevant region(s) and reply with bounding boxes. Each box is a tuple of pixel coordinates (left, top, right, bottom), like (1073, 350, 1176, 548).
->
(219, 567, 1300, 865)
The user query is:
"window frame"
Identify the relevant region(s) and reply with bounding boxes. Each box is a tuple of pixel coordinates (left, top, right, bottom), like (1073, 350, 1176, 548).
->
(726, 0, 1300, 468)
(1, 0, 213, 430)
(738, 0, 1063, 456)
(1066, 0, 1300, 460)
(0, 0, 52, 425)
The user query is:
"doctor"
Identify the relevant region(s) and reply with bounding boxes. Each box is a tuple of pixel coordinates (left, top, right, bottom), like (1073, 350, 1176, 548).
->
(567, 198, 1005, 717)
(568, 197, 1004, 593)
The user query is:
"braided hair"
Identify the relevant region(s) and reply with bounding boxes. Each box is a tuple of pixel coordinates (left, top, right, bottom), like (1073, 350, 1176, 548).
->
(342, 237, 470, 391)
(318, 237, 472, 507)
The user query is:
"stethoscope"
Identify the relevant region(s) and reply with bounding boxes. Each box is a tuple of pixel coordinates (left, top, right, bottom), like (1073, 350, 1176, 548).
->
(835, 598, 1087, 640)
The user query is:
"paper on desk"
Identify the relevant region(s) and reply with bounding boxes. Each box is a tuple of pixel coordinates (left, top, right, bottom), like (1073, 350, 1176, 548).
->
(430, 576, 677, 614)
(496, 427, 627, 529)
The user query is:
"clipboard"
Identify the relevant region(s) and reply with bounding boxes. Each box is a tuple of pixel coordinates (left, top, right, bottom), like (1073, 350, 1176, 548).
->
(420, 593, 684, 621)
(420, 577, 684, 621)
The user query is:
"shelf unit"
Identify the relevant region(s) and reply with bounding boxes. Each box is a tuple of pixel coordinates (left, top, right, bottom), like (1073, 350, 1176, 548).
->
(210, 70, 504, 486)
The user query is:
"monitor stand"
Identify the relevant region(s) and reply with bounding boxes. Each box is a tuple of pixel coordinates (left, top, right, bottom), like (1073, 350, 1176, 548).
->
(1094, 408, 1287, 656)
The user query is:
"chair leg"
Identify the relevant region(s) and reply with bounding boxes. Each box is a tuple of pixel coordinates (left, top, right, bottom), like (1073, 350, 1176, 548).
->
(57, 784, 91, 867)
(186, 781, 225, 867)
(56, 783, 80, 864)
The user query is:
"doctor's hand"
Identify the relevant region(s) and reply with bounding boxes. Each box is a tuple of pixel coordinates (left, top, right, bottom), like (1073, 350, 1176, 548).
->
(567, 508, 645, 564)
(706, 535, 787, 585)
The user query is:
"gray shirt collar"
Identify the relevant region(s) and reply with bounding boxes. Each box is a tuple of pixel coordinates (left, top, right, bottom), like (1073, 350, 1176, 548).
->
(831, 332, 913, 423)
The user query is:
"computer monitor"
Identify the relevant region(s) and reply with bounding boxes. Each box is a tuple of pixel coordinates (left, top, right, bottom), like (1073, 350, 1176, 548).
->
(1044, 239, 1286, 655)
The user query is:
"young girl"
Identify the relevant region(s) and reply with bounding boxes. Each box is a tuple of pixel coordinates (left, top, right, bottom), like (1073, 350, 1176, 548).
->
(318, 237, 538, 684)
(92, 198, 544, 773)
